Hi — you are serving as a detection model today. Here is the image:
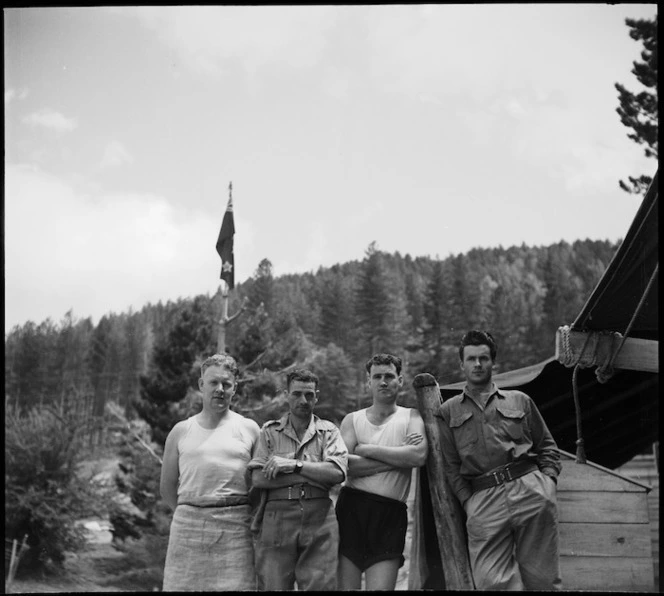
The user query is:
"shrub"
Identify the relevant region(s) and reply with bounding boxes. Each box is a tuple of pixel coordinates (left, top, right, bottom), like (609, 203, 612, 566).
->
(4, 400, 100, 573)
(106, 404, 167, 547)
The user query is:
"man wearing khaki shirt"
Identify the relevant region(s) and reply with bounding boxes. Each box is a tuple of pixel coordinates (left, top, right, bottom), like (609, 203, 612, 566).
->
(248, 369, 348, 591)
(438, 330, 562, 590)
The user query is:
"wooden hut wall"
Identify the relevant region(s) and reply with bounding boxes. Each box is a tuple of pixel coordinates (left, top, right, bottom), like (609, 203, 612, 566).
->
(557, 451, 654, 591)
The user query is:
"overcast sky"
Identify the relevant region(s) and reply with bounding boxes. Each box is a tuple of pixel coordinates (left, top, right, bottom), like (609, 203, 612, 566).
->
(4, 4, 658, 333)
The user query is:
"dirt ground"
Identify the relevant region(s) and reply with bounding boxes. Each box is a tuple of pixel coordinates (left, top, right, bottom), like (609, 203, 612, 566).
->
(7, 532, 412, 593)
(6, 520, 165, 594)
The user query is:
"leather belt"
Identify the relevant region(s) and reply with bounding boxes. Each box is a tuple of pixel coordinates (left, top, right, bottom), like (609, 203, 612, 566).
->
(471, 460, 538, 493)
(178, 496, 249, 508)
(266, 484, 329, 501)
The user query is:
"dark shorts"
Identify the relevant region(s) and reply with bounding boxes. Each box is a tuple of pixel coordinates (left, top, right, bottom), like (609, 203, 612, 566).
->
(335, 486, 408, 571)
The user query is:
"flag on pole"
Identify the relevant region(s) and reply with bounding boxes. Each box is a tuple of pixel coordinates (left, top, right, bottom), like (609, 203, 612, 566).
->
(216, 184, 235, 289)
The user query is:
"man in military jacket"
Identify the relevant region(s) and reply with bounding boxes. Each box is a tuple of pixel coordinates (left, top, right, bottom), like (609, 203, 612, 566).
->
(248, 369, 348, 591)
(438, 330, 562, 590)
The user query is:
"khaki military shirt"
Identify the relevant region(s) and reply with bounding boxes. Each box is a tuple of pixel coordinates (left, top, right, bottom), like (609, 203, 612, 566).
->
(248, 414, 348, 490)
(438, 383, 561, 506)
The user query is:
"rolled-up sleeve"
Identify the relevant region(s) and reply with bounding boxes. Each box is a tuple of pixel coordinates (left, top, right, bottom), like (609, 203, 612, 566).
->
(437, 405, 473, 507)
(247, 429, 271, 471)
(322, 426, 349, 482)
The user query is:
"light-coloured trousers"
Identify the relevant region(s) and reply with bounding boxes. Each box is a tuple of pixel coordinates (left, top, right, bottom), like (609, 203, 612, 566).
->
(163, 504, 256, 591)
(465, 469, 562, 591)
(254, 497, 338, 591)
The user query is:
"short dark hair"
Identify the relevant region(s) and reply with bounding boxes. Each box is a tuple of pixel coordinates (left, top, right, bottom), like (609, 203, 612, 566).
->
(286, 369, 319, 391)
(365, 353, 403, 375)
(200, 353, 239, 378)
(459, 330, 497, 361)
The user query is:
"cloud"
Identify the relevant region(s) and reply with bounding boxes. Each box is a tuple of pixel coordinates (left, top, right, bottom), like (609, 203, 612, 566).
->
(321, 68, 351, 101)
(4, 164, 255, 330)
(22, 108, 77, 132)
(100, 140, 134, 168)
(5, 88, 28, 104)
(115, 6, 338, 77)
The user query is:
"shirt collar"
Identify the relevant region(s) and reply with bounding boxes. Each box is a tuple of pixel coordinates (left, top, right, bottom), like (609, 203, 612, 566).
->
(275, 413, 319, 435)
(461, 382, 502, 400)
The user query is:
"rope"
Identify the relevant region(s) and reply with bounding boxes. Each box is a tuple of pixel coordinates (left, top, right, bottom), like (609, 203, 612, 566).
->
(571, 365, 587, 464)
(563, 261, 658, 464)
(596, 263, 659, 384)
(558, 325, 596, 368)
(569, 332, 594, 464)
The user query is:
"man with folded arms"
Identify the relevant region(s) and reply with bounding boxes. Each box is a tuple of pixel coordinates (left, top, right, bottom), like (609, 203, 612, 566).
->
(438, 330, 562, 590)
(248, 369, 348, 591)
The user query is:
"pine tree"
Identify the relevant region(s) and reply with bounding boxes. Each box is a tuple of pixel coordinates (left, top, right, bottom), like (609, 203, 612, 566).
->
(615, 15, 658, 194)
(354, 242, 393, 358)
(249, 258, 275, 313)
(135, 296, 216, 446)
(89, 315, 113, 418)
(420, 260, 451, 380)
(318, 268, 355, 353)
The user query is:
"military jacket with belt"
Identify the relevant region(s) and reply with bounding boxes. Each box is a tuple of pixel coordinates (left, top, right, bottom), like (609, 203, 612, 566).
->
(437, 383, 561, 506)
(248, 413, 348, 491)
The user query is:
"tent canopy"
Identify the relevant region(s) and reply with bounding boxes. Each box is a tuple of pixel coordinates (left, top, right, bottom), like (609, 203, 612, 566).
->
(573, 170, 658, 340)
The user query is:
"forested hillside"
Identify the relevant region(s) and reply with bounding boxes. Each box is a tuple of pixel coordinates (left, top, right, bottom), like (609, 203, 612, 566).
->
(5, 238, 617, 435)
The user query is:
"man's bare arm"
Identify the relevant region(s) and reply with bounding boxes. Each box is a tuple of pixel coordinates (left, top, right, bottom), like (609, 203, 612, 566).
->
(354, 411, 428, 468)
(341, 413, 399, 478)
(159, 423, 183, 510)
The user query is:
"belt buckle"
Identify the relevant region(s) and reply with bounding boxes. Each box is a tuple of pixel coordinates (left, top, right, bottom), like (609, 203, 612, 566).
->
(287, 485, 294, 500)
(493, 470, 506, 486)
(300, 485, 307, 500)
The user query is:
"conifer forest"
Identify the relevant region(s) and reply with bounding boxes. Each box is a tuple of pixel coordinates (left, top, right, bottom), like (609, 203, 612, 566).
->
(6, 238, 618, 435)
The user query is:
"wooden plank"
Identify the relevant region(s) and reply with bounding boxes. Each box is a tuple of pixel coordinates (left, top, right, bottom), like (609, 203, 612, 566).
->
(560, 555, 654, 591)
(559, 450, 652, 491)
(412, 374, 474, 589)
(559, 522, 652, 558)
(558, 491, 649, 524)
(555, 327, 658, 373)
(559, 460, 650, 492)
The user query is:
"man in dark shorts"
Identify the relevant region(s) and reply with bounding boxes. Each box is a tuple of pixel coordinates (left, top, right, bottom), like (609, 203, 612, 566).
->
(337, 353, 428, 590)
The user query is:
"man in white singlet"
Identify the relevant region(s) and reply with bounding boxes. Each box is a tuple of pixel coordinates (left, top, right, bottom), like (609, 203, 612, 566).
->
(336, 353, 428, 590)
(160, 353, 260, 591)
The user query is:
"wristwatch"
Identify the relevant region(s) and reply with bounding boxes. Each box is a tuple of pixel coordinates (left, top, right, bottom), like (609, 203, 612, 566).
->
(294, 460, 304, 473)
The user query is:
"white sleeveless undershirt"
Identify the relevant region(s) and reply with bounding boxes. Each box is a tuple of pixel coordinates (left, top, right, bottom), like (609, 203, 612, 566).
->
(345, 405, 413, 502)
(176, 411, 255, 506)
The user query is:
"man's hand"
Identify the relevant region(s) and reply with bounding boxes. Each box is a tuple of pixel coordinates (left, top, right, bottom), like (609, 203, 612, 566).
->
(262, 455, 297, 479)
(403, 432, 424, 446)
(355, 432, 424, 457)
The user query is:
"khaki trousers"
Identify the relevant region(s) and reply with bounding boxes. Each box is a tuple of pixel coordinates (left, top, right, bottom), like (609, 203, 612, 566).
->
(254, 497, 338, 591)
(465, 469, 562, 590)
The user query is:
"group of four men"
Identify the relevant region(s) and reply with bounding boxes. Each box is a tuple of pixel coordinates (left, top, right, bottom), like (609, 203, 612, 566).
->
(160, 330, 562, 591)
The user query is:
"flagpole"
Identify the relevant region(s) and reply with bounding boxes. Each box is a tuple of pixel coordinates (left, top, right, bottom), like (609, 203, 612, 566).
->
(218, 280, 229, 353)
(216, 181, 247, 353)
(217, 182, 233, 353)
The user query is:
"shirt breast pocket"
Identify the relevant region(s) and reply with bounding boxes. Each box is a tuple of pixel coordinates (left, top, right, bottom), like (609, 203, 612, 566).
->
(450, 411, 478, 455)
(495, 406, 526, 442)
